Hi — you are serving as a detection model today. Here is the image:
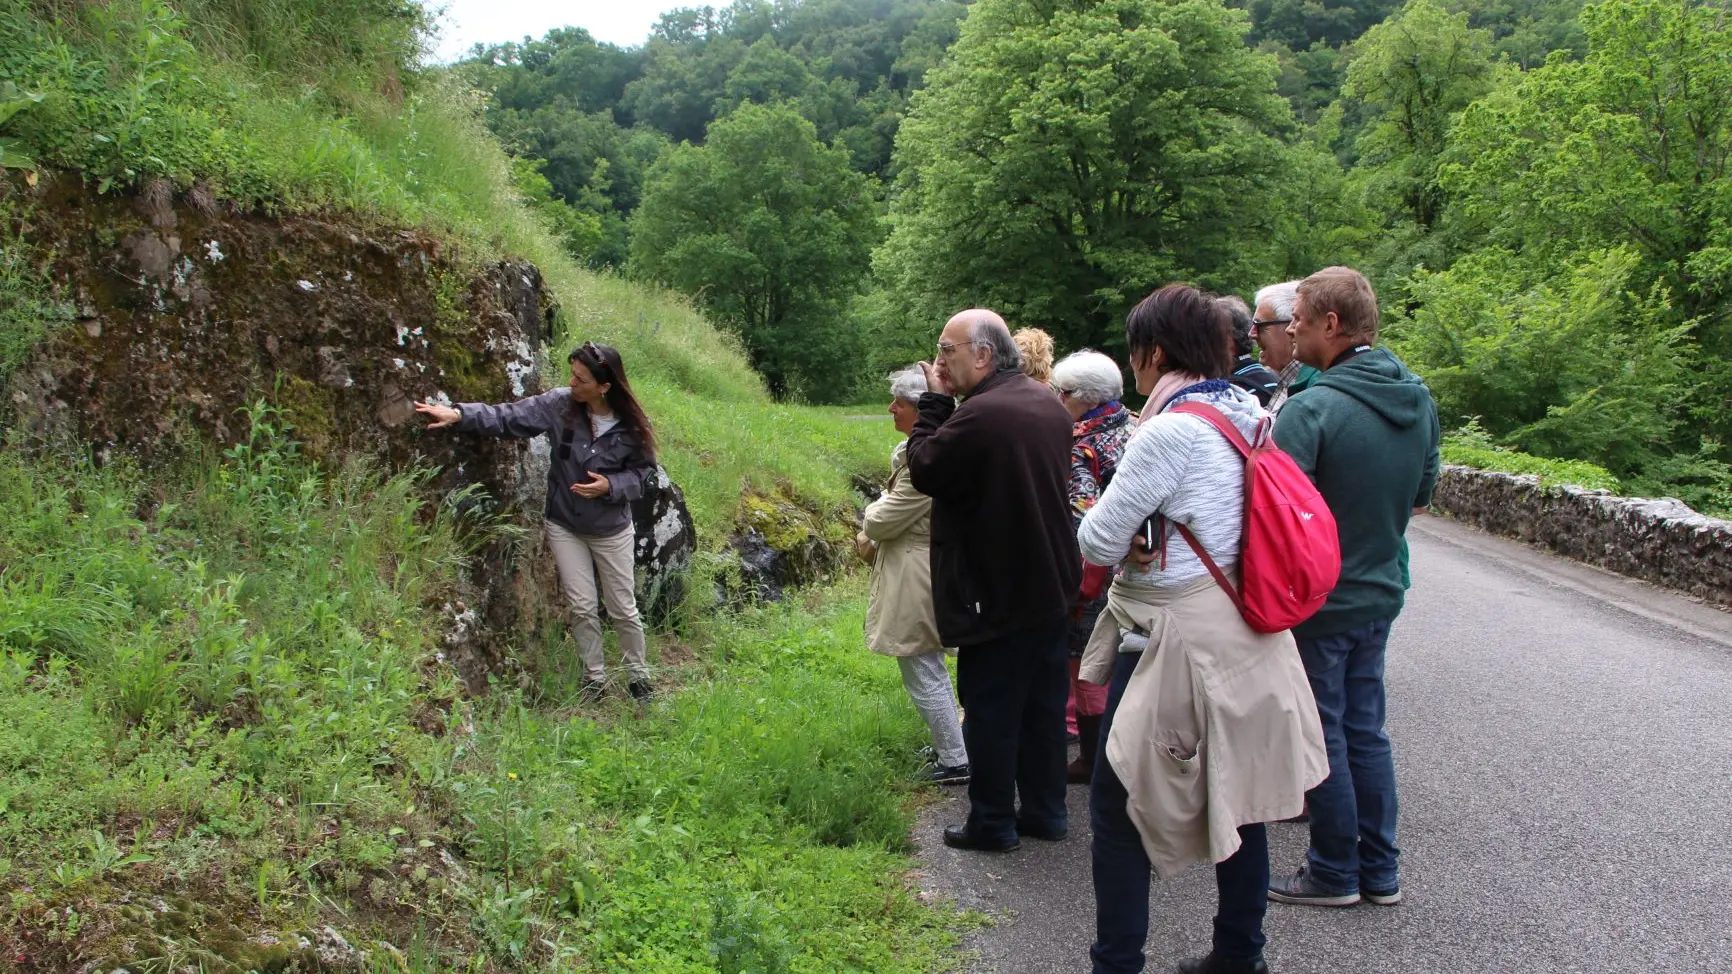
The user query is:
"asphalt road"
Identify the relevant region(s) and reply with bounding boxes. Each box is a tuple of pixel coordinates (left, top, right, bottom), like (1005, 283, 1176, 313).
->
(913, 514, 1732, 974)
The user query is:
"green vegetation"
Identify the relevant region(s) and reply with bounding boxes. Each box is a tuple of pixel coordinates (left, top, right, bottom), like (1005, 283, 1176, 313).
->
(877, 0, 1298, 357)
(454, 0, 1732, 511)
(0, 419, 953, 969)
(630, 102, 881, 400)
(1441, 421, 1621, 490)
(0, 0, 941, 968)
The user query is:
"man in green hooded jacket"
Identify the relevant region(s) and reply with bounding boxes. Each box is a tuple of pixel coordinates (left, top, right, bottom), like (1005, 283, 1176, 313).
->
(1268, 266, 1440, 911)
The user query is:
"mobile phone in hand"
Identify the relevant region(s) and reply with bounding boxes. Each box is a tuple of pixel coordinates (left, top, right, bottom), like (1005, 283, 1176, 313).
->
(1142, 516, 1158, 554)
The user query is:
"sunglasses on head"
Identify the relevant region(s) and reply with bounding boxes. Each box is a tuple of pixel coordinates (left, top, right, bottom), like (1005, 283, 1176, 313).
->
(575, 341, 613, 376)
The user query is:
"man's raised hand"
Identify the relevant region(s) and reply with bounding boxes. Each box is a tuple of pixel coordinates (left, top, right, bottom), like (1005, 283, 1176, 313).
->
(919, 359, 953, 397)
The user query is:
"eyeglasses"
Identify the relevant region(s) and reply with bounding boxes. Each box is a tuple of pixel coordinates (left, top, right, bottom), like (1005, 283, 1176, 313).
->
(1252, 318, 1291, 330)
(936, 340, 984, 356)
(1051, 385, 1072, 398)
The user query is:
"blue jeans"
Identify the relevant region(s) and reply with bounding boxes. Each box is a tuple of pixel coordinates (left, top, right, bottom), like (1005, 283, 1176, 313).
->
(1090, 652, 1270, 973)
(1298, 617, 1400, 894)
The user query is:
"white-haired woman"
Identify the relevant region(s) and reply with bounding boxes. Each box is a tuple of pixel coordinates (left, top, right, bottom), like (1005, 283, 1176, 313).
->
(856, 365, 969, 785)
(1051, 350, 1134, 783)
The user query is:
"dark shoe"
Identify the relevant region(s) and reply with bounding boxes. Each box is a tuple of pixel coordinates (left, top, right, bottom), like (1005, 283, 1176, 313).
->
(578, 680, 607, 704)
(1014, 817, 1067, 842)
(627, 679, 654, 701)
(1175, 953, 1269, 974)
(929, 763, 970, 786)
(1364, 886, 1403, 906)
(1067, 712, 1102, 783)
(1268, 865, 1360, 907)
(941, 824, 1019, 853)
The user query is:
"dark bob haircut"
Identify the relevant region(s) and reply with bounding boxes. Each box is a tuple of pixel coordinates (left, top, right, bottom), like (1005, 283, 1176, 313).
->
(1124, 284, 1234, 379)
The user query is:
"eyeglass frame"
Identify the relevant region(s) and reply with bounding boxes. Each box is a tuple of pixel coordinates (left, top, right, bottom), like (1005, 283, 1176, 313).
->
(1251, 317, 1291, 330)
(935, 339, 985, 357)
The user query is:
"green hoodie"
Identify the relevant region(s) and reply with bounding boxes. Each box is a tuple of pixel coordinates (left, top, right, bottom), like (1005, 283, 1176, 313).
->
(1274, 347, 1440, 638)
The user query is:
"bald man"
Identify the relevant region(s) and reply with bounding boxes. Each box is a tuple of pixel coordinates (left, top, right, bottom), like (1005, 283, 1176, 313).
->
(907, 309, 1082, 853)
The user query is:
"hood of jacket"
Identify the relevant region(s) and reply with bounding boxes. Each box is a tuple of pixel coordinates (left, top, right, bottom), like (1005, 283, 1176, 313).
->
(1314, 347, 1431, 429)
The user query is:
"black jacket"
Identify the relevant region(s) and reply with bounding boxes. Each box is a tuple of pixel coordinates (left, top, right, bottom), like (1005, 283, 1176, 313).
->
(1230, 355, 1282, 407)
(457, 388, 655, 535)
(906, 370, 1082, 647)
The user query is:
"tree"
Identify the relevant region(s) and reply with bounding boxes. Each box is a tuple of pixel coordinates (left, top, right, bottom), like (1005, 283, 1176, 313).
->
(1343, 0, 1496, 231)
(629, 103, 881, 400)
(1441, 0, 1732, 450)
(876, 0, 1296, 352)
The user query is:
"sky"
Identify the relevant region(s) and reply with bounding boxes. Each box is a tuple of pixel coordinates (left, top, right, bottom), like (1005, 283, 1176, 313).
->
(422, 0, 692, 62)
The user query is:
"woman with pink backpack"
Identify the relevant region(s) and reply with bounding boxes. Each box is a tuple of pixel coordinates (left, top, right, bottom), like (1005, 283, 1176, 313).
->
(1076, 284, 1331, 974)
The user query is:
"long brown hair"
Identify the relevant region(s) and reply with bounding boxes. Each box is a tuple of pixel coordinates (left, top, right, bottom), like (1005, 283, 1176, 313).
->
(568, 342, 657, 458)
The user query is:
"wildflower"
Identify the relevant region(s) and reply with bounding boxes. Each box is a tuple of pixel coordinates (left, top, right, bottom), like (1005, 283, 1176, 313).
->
(507, 772, 518, 780)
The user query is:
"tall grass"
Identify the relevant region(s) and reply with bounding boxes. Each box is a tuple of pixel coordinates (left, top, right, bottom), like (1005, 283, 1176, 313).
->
(0, 418, 957, 970)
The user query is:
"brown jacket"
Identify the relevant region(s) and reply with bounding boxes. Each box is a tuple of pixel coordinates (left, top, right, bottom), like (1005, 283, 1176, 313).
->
(907, 369, 1081, 647)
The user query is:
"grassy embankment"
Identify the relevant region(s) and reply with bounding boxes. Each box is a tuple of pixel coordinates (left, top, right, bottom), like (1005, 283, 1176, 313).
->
(0, 2, 942, 971)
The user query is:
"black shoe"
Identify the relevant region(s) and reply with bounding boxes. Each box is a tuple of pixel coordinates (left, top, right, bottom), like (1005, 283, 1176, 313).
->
(628, 679, 655, 701)
(941, 824, 1019, 852)
(1175, 954, 1269, 974)
(578, 680, 606, 704)
(1014, 817, 1067, 841)
(1268, 865, 1360, 907)
(1363, 886, 1403, 906)
(929, 763, 969, 786)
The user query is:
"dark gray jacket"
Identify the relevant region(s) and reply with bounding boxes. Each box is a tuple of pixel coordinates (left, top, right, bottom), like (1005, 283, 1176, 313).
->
(457, 388, 655, 536)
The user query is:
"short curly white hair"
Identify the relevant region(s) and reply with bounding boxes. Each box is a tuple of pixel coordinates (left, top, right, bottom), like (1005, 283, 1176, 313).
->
(1050, 350, 1123, 406)
(888, 364, 928, 404)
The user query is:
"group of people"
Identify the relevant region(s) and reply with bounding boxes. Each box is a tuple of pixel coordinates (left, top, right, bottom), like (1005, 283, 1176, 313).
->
(857, 266, 1439, 974)
(410, 264, 1440, 974)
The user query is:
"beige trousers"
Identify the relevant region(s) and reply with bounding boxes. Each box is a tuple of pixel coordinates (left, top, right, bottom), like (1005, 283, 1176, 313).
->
(545, 519, 648, 682)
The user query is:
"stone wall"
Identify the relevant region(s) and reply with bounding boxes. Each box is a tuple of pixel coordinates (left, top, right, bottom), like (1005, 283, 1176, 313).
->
(1431, 465, 1732, 607)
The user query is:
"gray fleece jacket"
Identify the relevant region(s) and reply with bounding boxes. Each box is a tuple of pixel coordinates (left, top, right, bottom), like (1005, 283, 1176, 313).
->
(457, 387, 655, 536)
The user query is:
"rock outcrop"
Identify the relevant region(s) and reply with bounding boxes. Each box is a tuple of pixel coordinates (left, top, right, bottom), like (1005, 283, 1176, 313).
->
(2, 174, 697, 687)
(1431, 465, 1732, 608)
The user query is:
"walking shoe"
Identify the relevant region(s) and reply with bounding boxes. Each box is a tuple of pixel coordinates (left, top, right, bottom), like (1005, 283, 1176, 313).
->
(941, 824, 1018, 853)
(929, 763, 970, 786)
(1014, 817, 1067, 842)
(1268, 866, 1360, 907)
(628, 679, 655, 701)
(1363, 886, 1403, 906)
(578, 680, 607, 704)
(1175, 953, 1269, 974)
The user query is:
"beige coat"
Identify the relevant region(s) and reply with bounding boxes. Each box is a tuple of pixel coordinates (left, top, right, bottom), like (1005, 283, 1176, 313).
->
(1082, 576, 1328, 879)
(862, 441, 944, 657)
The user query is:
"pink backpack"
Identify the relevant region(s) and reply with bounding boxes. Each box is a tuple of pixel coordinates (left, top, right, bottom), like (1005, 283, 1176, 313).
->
(1166, 402, 1340, 634)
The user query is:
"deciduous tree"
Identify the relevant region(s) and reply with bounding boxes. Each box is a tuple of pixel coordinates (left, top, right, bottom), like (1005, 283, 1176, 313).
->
(629, 103, 880, 400)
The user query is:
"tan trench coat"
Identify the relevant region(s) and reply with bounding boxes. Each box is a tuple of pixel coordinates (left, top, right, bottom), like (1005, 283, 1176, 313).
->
(862, 442, 944, 657)
(1082, 575, 1328, 879)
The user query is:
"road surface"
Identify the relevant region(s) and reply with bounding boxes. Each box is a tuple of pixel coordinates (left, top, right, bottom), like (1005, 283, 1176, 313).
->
(914, 514, 1732, 974)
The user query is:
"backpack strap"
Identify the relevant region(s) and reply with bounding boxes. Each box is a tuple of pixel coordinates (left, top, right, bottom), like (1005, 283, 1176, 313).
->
(1175, 522, 1244, 613)
(1164, 401, 1253, 608)
(1168, 401, 1254, 456)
